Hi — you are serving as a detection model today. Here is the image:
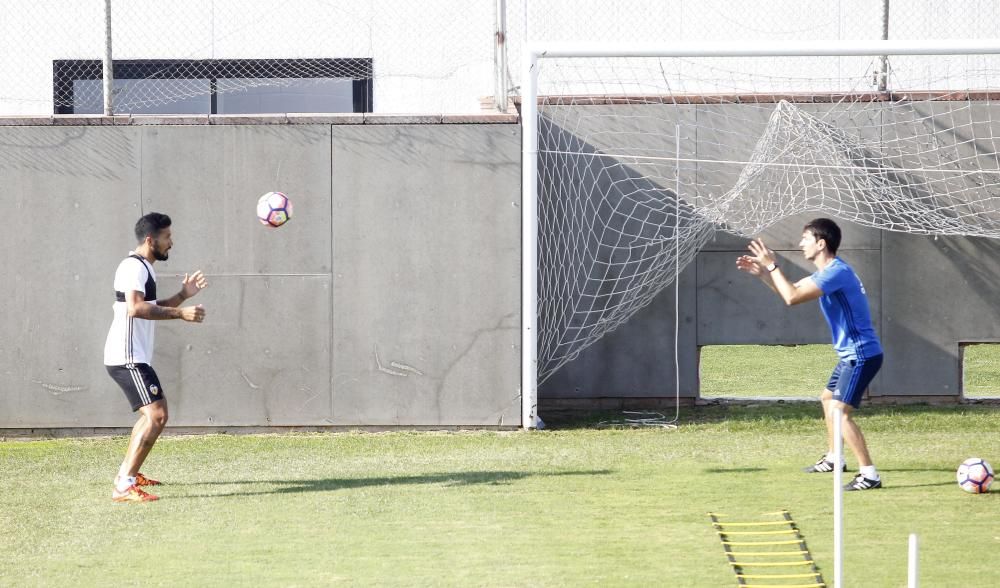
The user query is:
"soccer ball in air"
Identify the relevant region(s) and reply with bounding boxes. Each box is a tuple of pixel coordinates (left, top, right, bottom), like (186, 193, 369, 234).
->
(956, 457, 993, 494)
(256, 192, 293, 228)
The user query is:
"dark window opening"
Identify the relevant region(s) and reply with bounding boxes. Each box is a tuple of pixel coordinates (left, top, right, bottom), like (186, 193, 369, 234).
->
(53, 58, 373, 115)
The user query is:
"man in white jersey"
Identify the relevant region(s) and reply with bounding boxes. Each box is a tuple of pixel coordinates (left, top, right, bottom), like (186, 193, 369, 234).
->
(104, 212, 207, 503)
(737, 218, 884, 491)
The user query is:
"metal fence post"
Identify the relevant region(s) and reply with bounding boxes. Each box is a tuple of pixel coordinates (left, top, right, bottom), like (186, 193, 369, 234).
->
(494, 0, 509, 112)
(103, 0, 114, 115)
(878, 0, 890, 92)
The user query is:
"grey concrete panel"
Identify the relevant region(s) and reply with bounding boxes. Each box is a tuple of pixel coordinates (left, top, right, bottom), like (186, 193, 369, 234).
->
(138, 125, 333, 275)
(880, 232, 1000, 397)
(697, 252, 828, 346)
(329, 125, 521, 425)
(697, 248, 881, 348)
(156, 276, 332, 426)
(540, 263, 698, 400)
(131, 125, 335, 426)
(0, 126, 143, 426)
(1, 122, 524, 429)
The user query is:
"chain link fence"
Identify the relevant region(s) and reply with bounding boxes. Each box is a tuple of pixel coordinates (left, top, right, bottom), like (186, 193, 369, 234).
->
(0, 1, 998, 116)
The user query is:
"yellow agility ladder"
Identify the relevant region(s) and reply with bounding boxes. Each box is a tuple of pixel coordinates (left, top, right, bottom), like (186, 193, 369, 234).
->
(708, 510, 825, 588)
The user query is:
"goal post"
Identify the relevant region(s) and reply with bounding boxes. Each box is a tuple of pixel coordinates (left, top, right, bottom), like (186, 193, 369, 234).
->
(521, 39, 1000, 429)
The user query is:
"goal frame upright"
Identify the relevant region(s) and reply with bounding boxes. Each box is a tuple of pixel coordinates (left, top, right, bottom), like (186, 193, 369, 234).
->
(520, 39, 1000, 431)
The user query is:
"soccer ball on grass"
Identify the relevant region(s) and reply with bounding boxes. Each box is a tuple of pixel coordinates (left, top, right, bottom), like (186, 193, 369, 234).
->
(957, 457, 993, 494)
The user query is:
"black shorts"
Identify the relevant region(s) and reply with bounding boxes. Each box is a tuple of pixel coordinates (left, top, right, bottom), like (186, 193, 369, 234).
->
(106, 363, 165, 412)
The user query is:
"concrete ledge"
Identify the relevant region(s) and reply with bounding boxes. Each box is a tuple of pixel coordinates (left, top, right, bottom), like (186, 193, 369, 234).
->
(540, 397, 698, 411)
(130, 114, 212, 125)
(0, 116, 55, 126)
(363, 113, 443, 124)
(284, 113, 365, 125)
(0, 424, 521, 440)
(0, 113, 518, 126)
(209, 113, 367, 125)
(443, 113, 518, 124)
(49, 114, 109, 125)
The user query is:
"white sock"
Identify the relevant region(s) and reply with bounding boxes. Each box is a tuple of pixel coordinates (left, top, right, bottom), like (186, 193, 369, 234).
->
(116, 475, 136, 492)
(860, 465, 879, 480)
(825, 452, 839, 463)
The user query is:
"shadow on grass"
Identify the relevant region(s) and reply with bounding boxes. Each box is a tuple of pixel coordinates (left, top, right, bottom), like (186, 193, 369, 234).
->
(874, 466, 970, 490)
(879, 467, 955, 473)
(168, 469, 613, 499)
(704, 466, 956, 478)
(878, 481, 958, 490)
(703, 467, 768, 474)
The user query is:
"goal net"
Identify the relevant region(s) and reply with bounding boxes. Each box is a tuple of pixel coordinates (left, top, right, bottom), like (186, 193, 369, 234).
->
(525, 42, 1000, 394)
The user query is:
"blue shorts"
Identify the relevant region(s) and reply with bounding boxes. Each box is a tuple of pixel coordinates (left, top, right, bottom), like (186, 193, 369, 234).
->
(826, 354, 883, 409)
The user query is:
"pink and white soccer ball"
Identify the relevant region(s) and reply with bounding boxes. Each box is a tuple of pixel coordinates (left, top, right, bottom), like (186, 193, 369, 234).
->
(957, 457, 994, 494)
(256, 192, 293, 228)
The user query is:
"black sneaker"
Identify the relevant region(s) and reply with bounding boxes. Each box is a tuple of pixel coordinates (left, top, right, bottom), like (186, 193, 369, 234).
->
(844, 473, 882, 491)
(803, 456, 848, 473)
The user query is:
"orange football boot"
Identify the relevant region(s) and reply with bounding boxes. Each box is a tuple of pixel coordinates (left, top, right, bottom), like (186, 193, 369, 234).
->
(135, 473, 161, 486)
(112, 484, 159, 503)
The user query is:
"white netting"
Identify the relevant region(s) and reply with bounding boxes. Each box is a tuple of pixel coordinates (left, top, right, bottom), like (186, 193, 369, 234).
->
(0, 0, 495, 115)
(535, 51, 1000, 382)
(5, 1, 1000, 115)
(100, 0, 494, 114)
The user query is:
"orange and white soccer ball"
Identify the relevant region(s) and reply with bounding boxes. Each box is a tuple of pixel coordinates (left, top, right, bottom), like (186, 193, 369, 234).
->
(256, 192, 293, 228)
(957, 457, 993, 494)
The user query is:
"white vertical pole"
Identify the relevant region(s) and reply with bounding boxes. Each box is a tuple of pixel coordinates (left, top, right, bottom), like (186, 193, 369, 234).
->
(520, 49, 539, 429)
(494, 0, 509, 112)
(878, 0, 890, 91)
(102, 0, 114, 116)
(908, 534, 919, 588)
(833, 406, 844, 588)
(672, 124, 681, 419)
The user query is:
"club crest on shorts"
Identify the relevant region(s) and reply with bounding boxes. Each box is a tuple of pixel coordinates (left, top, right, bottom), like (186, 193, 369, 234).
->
(150, 385, 160, 396)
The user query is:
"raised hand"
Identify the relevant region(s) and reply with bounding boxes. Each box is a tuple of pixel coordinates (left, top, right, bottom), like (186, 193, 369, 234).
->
(736, 255, 763, 276)
(746, 238, 777, 267)
(182, 270, 208, 300)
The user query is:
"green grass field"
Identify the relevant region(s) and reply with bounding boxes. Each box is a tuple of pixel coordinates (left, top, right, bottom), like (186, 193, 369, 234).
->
(3, 402, 1000, 587)
(701, 344, 1000, 398)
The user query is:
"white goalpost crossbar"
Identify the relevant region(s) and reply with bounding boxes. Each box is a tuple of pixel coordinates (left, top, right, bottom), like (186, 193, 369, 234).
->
(521, 39, 1000, 430)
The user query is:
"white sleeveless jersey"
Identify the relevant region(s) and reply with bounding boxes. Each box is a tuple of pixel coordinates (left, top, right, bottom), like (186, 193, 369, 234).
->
(103, 253, 158, 366)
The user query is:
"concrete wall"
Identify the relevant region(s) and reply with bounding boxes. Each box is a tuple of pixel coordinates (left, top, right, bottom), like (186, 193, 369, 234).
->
(3, 108, 999, 429)
(0, 117, 522, 428)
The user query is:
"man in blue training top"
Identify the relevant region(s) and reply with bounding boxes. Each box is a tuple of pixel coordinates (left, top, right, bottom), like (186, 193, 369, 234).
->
(736, 218, 884, 491)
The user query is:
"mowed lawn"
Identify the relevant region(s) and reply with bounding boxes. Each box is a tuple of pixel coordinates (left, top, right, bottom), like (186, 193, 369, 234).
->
(2, 403, 1000, 587)
(700, 343, 1000, 398)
